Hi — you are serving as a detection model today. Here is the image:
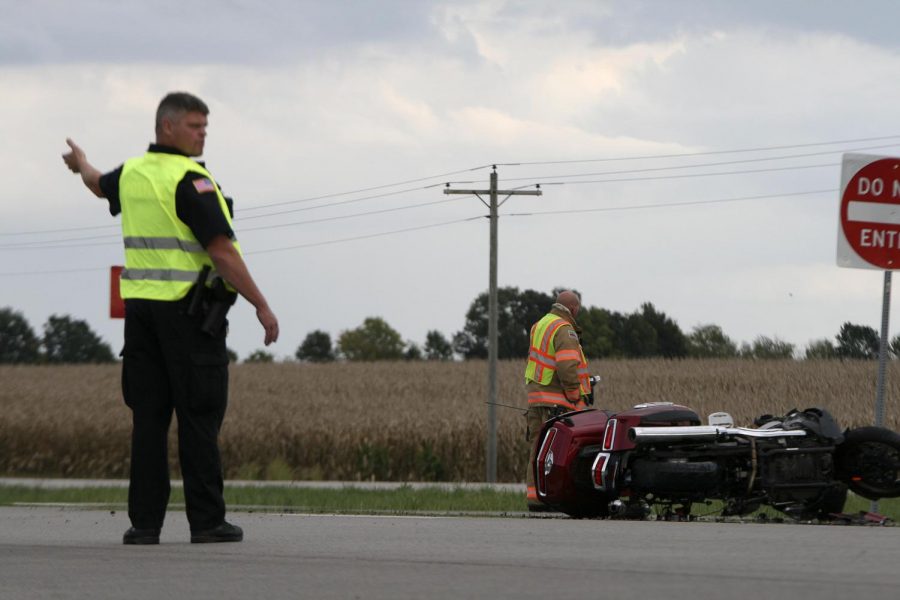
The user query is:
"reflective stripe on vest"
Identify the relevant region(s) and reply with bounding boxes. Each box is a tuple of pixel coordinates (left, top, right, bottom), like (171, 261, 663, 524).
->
(577, 366, 591, 396)
(123, 236, 206, 253)
(120, 268, 220, 283)
(526, 390, 577, 412)
(555, 349, 581, 362)
(118, 152, 241, 301)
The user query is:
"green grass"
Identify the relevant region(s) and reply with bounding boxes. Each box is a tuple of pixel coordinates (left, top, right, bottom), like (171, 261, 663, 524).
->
(0, 485, 526, 515)
(225, 485, 525, 514)
(0, 485, 896, 522)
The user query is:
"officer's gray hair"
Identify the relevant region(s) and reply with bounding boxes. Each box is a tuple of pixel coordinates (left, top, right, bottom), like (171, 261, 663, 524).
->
(155, 92, 209, 133)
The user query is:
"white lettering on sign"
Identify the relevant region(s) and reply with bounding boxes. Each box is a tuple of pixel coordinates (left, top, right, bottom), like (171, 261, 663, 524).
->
(860, 229, 900, 248)
(894, 179, 900, 198)
(858, 177, 885, 196)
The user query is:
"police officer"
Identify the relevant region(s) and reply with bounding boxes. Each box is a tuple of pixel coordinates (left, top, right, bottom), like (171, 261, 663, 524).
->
(523, 290, 591, 510)
(62, 91, 279, 544)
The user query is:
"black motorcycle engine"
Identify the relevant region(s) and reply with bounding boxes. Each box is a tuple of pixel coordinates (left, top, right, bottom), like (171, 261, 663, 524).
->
(630, 458, 721, 495)
(762, 445, 836, 503)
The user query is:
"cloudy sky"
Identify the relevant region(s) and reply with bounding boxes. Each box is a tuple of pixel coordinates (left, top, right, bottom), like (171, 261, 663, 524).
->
(3, 0, 900, 360)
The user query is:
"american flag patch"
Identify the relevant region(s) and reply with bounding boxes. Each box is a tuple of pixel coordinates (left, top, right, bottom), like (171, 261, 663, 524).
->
(192, 178, 216, 194)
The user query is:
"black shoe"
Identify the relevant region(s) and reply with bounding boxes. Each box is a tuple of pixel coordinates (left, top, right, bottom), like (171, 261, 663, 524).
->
(190, 521, 243, 544)
(123, 527, 160, 545)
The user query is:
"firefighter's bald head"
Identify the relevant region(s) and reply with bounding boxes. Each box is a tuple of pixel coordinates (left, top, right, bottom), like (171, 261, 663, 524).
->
(556, 290, 581, 318)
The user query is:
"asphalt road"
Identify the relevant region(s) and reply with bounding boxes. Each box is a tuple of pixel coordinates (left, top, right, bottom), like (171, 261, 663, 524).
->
(2, 506, 898, 600)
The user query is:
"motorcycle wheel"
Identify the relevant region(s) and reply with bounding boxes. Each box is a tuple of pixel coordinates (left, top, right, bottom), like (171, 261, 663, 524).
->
(835, 427, 900, 500)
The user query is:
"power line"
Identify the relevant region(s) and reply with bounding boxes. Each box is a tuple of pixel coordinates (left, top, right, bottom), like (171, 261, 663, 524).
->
(0, 233, 120, 249)
(0, 216, 485, 275)
(239, 197, 460, 232)
(2, 153, 854, 244)
(0, 165, 492, 237)
(0, 266, 108, 277)
(0, 180, 841, 252)
(0, 197, 464, 249)
(20, 154, 847, 249)
(502, 188, 836, 217)
(527, 162, 839, 187)
(240, 183, 449, 221)
(6, 136, 896, 237)
(241, 216, 484, 255)
(493, 134, 900, 167)
(494, 143, 900, 184)
(0, 222, 121, 237)
(0, 184, 844, 273)
(240, 165, 492, 212)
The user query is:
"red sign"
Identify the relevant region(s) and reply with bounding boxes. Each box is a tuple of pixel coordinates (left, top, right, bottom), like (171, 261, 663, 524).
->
(110, 265, 125, 319)
(839, 155, 900, 270)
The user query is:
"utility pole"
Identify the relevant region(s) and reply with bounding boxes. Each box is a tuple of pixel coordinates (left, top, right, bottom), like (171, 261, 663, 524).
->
(445, 167, 542, 482)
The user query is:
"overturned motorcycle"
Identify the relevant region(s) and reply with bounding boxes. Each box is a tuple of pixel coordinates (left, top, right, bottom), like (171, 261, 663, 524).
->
(530, 396, 900, 521)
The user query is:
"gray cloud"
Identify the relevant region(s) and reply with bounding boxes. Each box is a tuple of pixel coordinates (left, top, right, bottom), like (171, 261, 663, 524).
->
(4, 0, 900, 358)
(0, 0, 444, 65)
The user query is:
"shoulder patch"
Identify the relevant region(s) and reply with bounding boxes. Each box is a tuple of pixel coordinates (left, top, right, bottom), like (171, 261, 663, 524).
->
(568, 330, 579, 339)
(192, 178, 216, 194)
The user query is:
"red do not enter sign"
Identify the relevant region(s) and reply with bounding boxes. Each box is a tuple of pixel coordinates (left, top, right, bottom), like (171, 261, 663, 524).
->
(839, 154, 900, 270)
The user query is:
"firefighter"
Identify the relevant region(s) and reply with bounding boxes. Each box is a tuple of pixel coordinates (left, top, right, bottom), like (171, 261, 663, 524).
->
(524, 290, 591, 511)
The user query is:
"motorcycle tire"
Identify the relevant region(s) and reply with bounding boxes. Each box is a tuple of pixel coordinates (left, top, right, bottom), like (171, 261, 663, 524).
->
(835, 426, 900, 500)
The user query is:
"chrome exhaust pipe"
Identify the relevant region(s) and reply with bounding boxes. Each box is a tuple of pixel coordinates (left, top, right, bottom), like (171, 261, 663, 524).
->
(629, 425, 807, 443)
(608, 499, 626, 516)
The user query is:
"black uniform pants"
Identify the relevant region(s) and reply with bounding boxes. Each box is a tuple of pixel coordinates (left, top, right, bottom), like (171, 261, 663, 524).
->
(122, 297, 230, 533)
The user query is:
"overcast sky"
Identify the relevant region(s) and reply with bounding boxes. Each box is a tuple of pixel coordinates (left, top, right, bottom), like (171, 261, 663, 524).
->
(3, 0, 900, 360)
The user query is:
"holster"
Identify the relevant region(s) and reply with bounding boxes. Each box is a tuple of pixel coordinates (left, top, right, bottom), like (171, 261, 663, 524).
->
(185, 265, 237, 336)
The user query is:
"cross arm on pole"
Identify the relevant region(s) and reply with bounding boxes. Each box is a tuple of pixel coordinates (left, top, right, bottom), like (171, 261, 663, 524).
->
(445, 187, 541, 208)
(443, 189, 542, 196)
(445, 188, 489, 208)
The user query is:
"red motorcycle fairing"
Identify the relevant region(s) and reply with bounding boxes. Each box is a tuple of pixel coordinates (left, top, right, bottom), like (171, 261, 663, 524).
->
(533, 403, 702, 516)
(534, 409, 609, 513)
(604, 403, 702, 451)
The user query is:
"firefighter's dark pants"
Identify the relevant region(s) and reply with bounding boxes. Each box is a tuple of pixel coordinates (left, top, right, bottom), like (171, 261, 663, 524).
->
(122, 297, 229, 533)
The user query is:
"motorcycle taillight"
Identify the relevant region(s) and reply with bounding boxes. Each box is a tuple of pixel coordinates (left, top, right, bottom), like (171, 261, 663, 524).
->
(602, 419, 618, 451)
(592, 452, 609, 490)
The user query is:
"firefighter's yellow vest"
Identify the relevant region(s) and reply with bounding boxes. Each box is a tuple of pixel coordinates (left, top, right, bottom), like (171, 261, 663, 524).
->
(524, 314, 570, 385)
(119, 152, 241, 300)
(524, 313, 590, 395)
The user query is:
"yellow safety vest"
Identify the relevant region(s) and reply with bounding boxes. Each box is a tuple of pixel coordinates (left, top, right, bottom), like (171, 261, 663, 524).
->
(524, 313, 591, 395)
(118, 152, 241, 300)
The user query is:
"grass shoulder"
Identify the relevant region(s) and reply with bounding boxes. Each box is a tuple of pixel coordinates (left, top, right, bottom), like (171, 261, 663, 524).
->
(0, 484, 896, 523)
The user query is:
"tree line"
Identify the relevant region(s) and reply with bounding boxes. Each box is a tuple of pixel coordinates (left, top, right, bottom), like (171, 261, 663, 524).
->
(0, 308, 115, 364)
(0, 289, 893, 364)
(293, 287, 896, 363)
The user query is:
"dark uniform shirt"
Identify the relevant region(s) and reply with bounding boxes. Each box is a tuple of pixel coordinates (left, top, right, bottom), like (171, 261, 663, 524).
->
(98, 144, 234, 247)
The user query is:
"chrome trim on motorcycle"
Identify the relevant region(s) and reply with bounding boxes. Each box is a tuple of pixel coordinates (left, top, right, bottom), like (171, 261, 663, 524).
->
(629, 425, 808, 443)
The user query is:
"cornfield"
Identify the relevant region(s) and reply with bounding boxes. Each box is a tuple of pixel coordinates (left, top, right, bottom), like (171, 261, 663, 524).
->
(0, 359, 898, 482)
